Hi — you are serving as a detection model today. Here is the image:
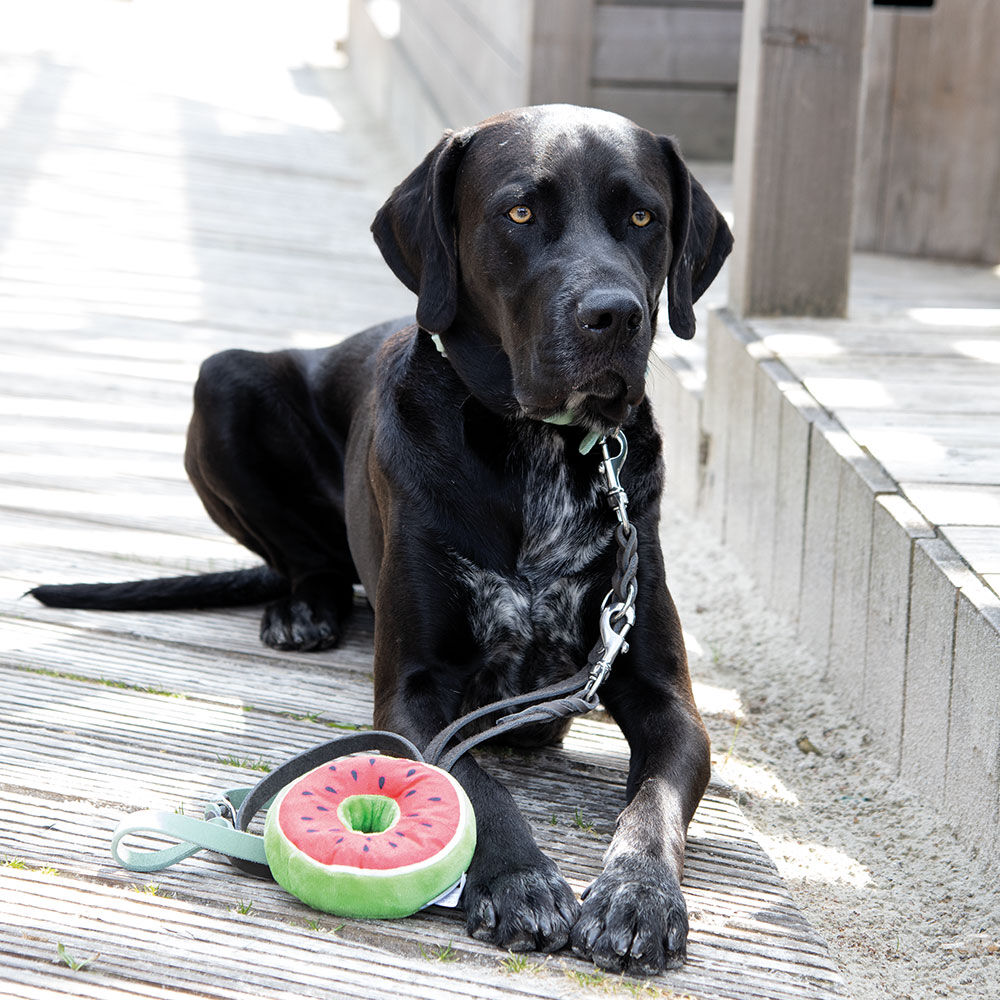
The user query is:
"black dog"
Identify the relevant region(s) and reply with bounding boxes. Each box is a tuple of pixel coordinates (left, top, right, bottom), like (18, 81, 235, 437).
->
(33, 105, 732, 974)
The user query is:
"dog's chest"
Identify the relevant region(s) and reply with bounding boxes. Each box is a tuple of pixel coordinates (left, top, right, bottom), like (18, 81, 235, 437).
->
(452, 433, 612, 694)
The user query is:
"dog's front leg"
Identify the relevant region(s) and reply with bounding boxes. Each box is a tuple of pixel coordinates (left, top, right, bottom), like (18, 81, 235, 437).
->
(571, 572, 710, 974)
(378, 689, 579, 952)
(452, 752, 581, 952)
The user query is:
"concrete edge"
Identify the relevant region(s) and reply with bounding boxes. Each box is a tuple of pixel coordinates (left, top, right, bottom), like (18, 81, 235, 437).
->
(652, 305, 1000, 864)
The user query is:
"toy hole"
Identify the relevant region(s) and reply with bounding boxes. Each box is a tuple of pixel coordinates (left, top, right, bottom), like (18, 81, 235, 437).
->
(337, 795, 400, 834)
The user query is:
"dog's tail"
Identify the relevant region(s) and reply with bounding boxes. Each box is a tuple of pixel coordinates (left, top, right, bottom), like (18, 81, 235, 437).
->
(29, 565, 288, 611)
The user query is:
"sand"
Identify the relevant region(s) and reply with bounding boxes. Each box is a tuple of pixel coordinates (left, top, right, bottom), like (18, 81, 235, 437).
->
(660, 505, 1000, 999)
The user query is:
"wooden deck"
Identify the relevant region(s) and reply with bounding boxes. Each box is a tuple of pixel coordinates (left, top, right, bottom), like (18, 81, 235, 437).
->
(0, 3, 844, 998)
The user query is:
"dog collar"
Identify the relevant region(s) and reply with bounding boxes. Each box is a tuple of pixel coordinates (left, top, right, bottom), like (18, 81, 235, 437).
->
(536, 407, 602, 453)
(429, 331, 600, 454)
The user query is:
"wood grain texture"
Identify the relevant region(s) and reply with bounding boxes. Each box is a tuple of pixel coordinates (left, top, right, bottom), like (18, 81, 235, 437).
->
(855, 0, 1000, 263)
(729, 0, 868, 317)
(592, 4, 741, 85)
(529, 0, 594, 105)
(398, 0, 529, 128)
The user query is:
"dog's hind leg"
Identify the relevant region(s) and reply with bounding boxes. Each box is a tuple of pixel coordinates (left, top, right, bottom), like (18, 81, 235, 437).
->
(257, 571, 355, 652)
(185, 348, 358, 651)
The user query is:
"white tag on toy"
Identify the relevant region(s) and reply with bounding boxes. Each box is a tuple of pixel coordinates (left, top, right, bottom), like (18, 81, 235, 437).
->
(426, 874, 465, 908)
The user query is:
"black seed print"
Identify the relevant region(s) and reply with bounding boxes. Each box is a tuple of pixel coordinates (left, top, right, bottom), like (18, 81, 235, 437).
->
(369, 758, 376, 766)
(378, 776, 385, 790)
(300, 817, 313, 821)
(406, 769, 416, 777)
(301, 790, 313, 796)
(363, 845, 369, 853)
(351, 770, 358, 781)
(429, 797, 441, 802)
(316, 806, 328, 812)
(329, 765, 337, 772)
(365, 836, 372, 841)
(420, 822, 433, 828)
(389, 842, 398, 848)
(396, 832, 406, 838)
(325, 786, 337, 794)
(336, 837, 344, 844)
(307, 828, 318, 833)
(405, 813, 418, 818)
(404, 790, 416, 797)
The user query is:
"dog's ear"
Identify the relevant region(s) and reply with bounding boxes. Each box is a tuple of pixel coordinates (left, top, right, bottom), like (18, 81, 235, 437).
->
(659, 137, 734, 340)
(371, 130, 471, 333)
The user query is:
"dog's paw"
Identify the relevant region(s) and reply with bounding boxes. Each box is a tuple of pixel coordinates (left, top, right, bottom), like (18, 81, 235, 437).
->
(260, 597, 341, 651)
(571, 855, 688, 975)
(463, 860, 579, 953)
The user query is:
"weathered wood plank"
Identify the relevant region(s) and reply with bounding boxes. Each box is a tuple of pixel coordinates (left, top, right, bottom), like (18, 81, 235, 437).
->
(0, 509, 247, 572)
(450, 0, 533, 60)
(939, 527, 1000, 577)
(852, 6, 897, 253)
(592, 4, 742, 85)
(590, 85, 737, 159)
(729, 0, 868, 316)
(832, 412, 1000, 486)
(528, 0, 594, 106)
(899, 484, 1000, 530)
(0, 668, 844, 998)
(597, 0, 743, 7)
(398, 0, 528, 129)
(0, 872, 531, 1000)
(789, 356, 1000, 415)
(858, 0, 1000, 263)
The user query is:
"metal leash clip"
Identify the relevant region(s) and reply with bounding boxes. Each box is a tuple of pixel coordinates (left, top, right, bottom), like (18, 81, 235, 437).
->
(598, 429, 630, 532)
(204, 795, 237, 827)
(583, 427, 638, 701)
(584, 587, 637, 700)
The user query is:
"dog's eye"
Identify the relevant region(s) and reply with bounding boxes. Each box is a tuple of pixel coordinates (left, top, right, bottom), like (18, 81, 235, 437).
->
(507, 205, 533, 224)
(630, 209, 653, 228)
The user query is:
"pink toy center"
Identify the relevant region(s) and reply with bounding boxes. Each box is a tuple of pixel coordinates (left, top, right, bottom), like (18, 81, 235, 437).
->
(278, 755, 463, 869)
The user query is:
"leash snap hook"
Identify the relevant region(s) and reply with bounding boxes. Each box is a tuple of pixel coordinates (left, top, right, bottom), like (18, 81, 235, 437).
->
(204, 796, 237, 827)
(600, 589, 636, 653)
(598, 429, 630, 531)
(584, 590, 637, 700)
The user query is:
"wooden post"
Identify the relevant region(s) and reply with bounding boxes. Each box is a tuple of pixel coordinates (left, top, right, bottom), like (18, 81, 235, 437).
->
(728, 0, 869, 317)
(528, 0, 594, 106)
(856, 0, 1000, 264)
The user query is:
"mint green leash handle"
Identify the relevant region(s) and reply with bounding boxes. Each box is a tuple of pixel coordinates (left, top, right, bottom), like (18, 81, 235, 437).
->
(111, 799, 267, 874)
(111, 735, 424, 879)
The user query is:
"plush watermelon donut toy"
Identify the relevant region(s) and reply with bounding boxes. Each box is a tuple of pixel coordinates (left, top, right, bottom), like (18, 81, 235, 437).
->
(110, 739, 478, 920)
(263, 753, 476, 918)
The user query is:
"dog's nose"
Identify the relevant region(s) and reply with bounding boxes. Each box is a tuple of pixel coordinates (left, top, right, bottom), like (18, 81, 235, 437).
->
(576, 290, 644, 342)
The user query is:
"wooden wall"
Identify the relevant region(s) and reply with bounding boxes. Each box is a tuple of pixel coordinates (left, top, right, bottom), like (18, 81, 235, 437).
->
(590, 0, 742, 159)
(855, 0, 1000, 264)
(393, 0, 533, 133)
(349, 0, 743, 162)
(347, 0, 533, 162)
(350, 0, 999, 265)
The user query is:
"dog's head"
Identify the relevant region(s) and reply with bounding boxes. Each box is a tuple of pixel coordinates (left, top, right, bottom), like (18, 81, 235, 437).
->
(372, 105, 732, 430)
